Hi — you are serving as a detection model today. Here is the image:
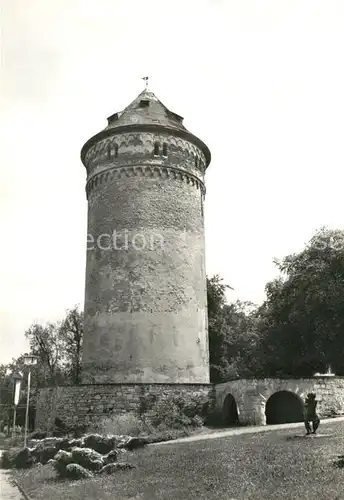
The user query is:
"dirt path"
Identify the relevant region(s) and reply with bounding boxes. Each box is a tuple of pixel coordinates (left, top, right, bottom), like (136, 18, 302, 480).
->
(0, 452, 26, 500)
(152, 416, 344, 446)
(0, 470, 26, 500)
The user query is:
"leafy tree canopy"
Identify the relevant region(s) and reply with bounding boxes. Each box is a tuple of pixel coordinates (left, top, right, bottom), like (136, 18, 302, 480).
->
(259, 227, 344, 376)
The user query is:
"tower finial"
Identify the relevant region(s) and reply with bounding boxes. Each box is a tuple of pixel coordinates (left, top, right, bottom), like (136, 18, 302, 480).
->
(142, 76, 149, 90)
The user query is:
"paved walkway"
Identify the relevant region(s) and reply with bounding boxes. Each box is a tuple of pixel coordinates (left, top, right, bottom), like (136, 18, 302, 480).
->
(152, 416, 344, 446)
(0, 452, 26, 500)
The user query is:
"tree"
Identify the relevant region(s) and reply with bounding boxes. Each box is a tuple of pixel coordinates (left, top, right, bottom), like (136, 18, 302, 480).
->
(25, 323, 65, 387)
(207, 275, 232, 382)
(0, 358, 30, 432)
(0, 364, 12, 431)
(207, 275, 261, 382)
(0, 307, 84, 431)
(23, 307, 84, 387)
(221, 301, 264, 379)
(58, 306, 83, 385)
(259, 227, 344, 376)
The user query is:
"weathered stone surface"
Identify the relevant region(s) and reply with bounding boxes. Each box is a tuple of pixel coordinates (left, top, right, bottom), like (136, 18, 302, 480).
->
(65, 463, 93, 479)
(70, 447, 103, 469)
(103, 450, 118, 465)
(53, 449, 73, 475)
(35, 383, 212, 430)
(82, 434, 116, 454)
(35, 446, 59, 465)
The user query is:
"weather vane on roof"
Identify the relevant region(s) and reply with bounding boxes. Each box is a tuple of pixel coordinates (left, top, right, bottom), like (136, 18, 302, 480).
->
(142, 76, 149, 90)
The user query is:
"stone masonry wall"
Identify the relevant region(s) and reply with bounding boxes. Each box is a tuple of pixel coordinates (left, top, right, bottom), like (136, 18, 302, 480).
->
(35, 383, 213, 431)
(36, 378, 344, 430)
(215, 377, 344, 426)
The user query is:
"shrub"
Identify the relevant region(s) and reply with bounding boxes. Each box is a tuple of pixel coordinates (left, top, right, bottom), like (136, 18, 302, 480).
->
(203, 404, 225, 427)
(333, 455, 344, 469)
(143, 392, 209, 430)
(93, 412, 151, 437)
(52, 430, 65, 437)
(138, 392, 158, 416)
(28, 437, 64, 453)
(70, 447, 104, 471)
(103, 449, 118, 465)
(55, 438, 72, 451)
(69, 424, 88, 438)
(83, 434, 116, 454)
(117, 436, 147, 450)
(57, 437, 84, 450)
(53, 450, 73, 476)
(93, 393, 210, 438)
(2, 436, 24, 449)
(36, 446, 58, 465)
(191, 415, 204, 427)
(6, 447, 36, 469)
(30, 430, 48, 440)
(0, 448, 20, 469)
(51, 418, 87, 439)
(65, 463, 93, 480)
(54, 417, 67, 430)
(41, 437, 65, 447)
(0, 432, 6, 447)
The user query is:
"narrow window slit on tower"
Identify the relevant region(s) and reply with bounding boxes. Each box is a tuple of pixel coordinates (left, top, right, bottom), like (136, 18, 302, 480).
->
(154, 142, 160, 156)
(115, 144, 119, 157)
(162, 143, 168, 157)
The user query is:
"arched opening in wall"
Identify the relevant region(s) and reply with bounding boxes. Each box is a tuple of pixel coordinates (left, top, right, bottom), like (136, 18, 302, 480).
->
(265, 391, 304, 425)
(223, 393, 239, 426)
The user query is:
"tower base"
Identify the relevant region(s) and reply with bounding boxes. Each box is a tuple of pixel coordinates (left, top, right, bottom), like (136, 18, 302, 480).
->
(35, 383, 213, 431)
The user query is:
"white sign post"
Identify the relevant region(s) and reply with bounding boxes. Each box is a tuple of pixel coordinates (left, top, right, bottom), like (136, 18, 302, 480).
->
(12, 375, 22, 439)
(14, 379, 21, 405)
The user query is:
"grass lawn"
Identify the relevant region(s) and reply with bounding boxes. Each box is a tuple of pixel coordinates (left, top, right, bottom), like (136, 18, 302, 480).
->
(13, 420, 344, 500)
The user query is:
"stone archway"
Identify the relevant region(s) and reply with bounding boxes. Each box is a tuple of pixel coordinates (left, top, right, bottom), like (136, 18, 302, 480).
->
(265, 390, 304, 425)
(223, 393, 239, 426)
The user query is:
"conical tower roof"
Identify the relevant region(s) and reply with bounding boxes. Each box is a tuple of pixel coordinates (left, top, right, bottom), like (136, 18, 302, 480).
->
(105, 89, 188, 132)
(81, 88, 211, 167)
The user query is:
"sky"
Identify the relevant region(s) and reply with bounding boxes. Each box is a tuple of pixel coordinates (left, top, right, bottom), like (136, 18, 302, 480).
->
(1, 0, 344, 363)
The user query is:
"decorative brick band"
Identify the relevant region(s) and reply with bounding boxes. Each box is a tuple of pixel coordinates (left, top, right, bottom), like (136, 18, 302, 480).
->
(83, 132, 207, 174)
(81, 126, 211, 170)
(85, 164, 206, 199)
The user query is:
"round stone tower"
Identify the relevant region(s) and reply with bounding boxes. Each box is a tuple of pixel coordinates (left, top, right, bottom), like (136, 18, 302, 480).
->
(81, 88, 211, 384)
